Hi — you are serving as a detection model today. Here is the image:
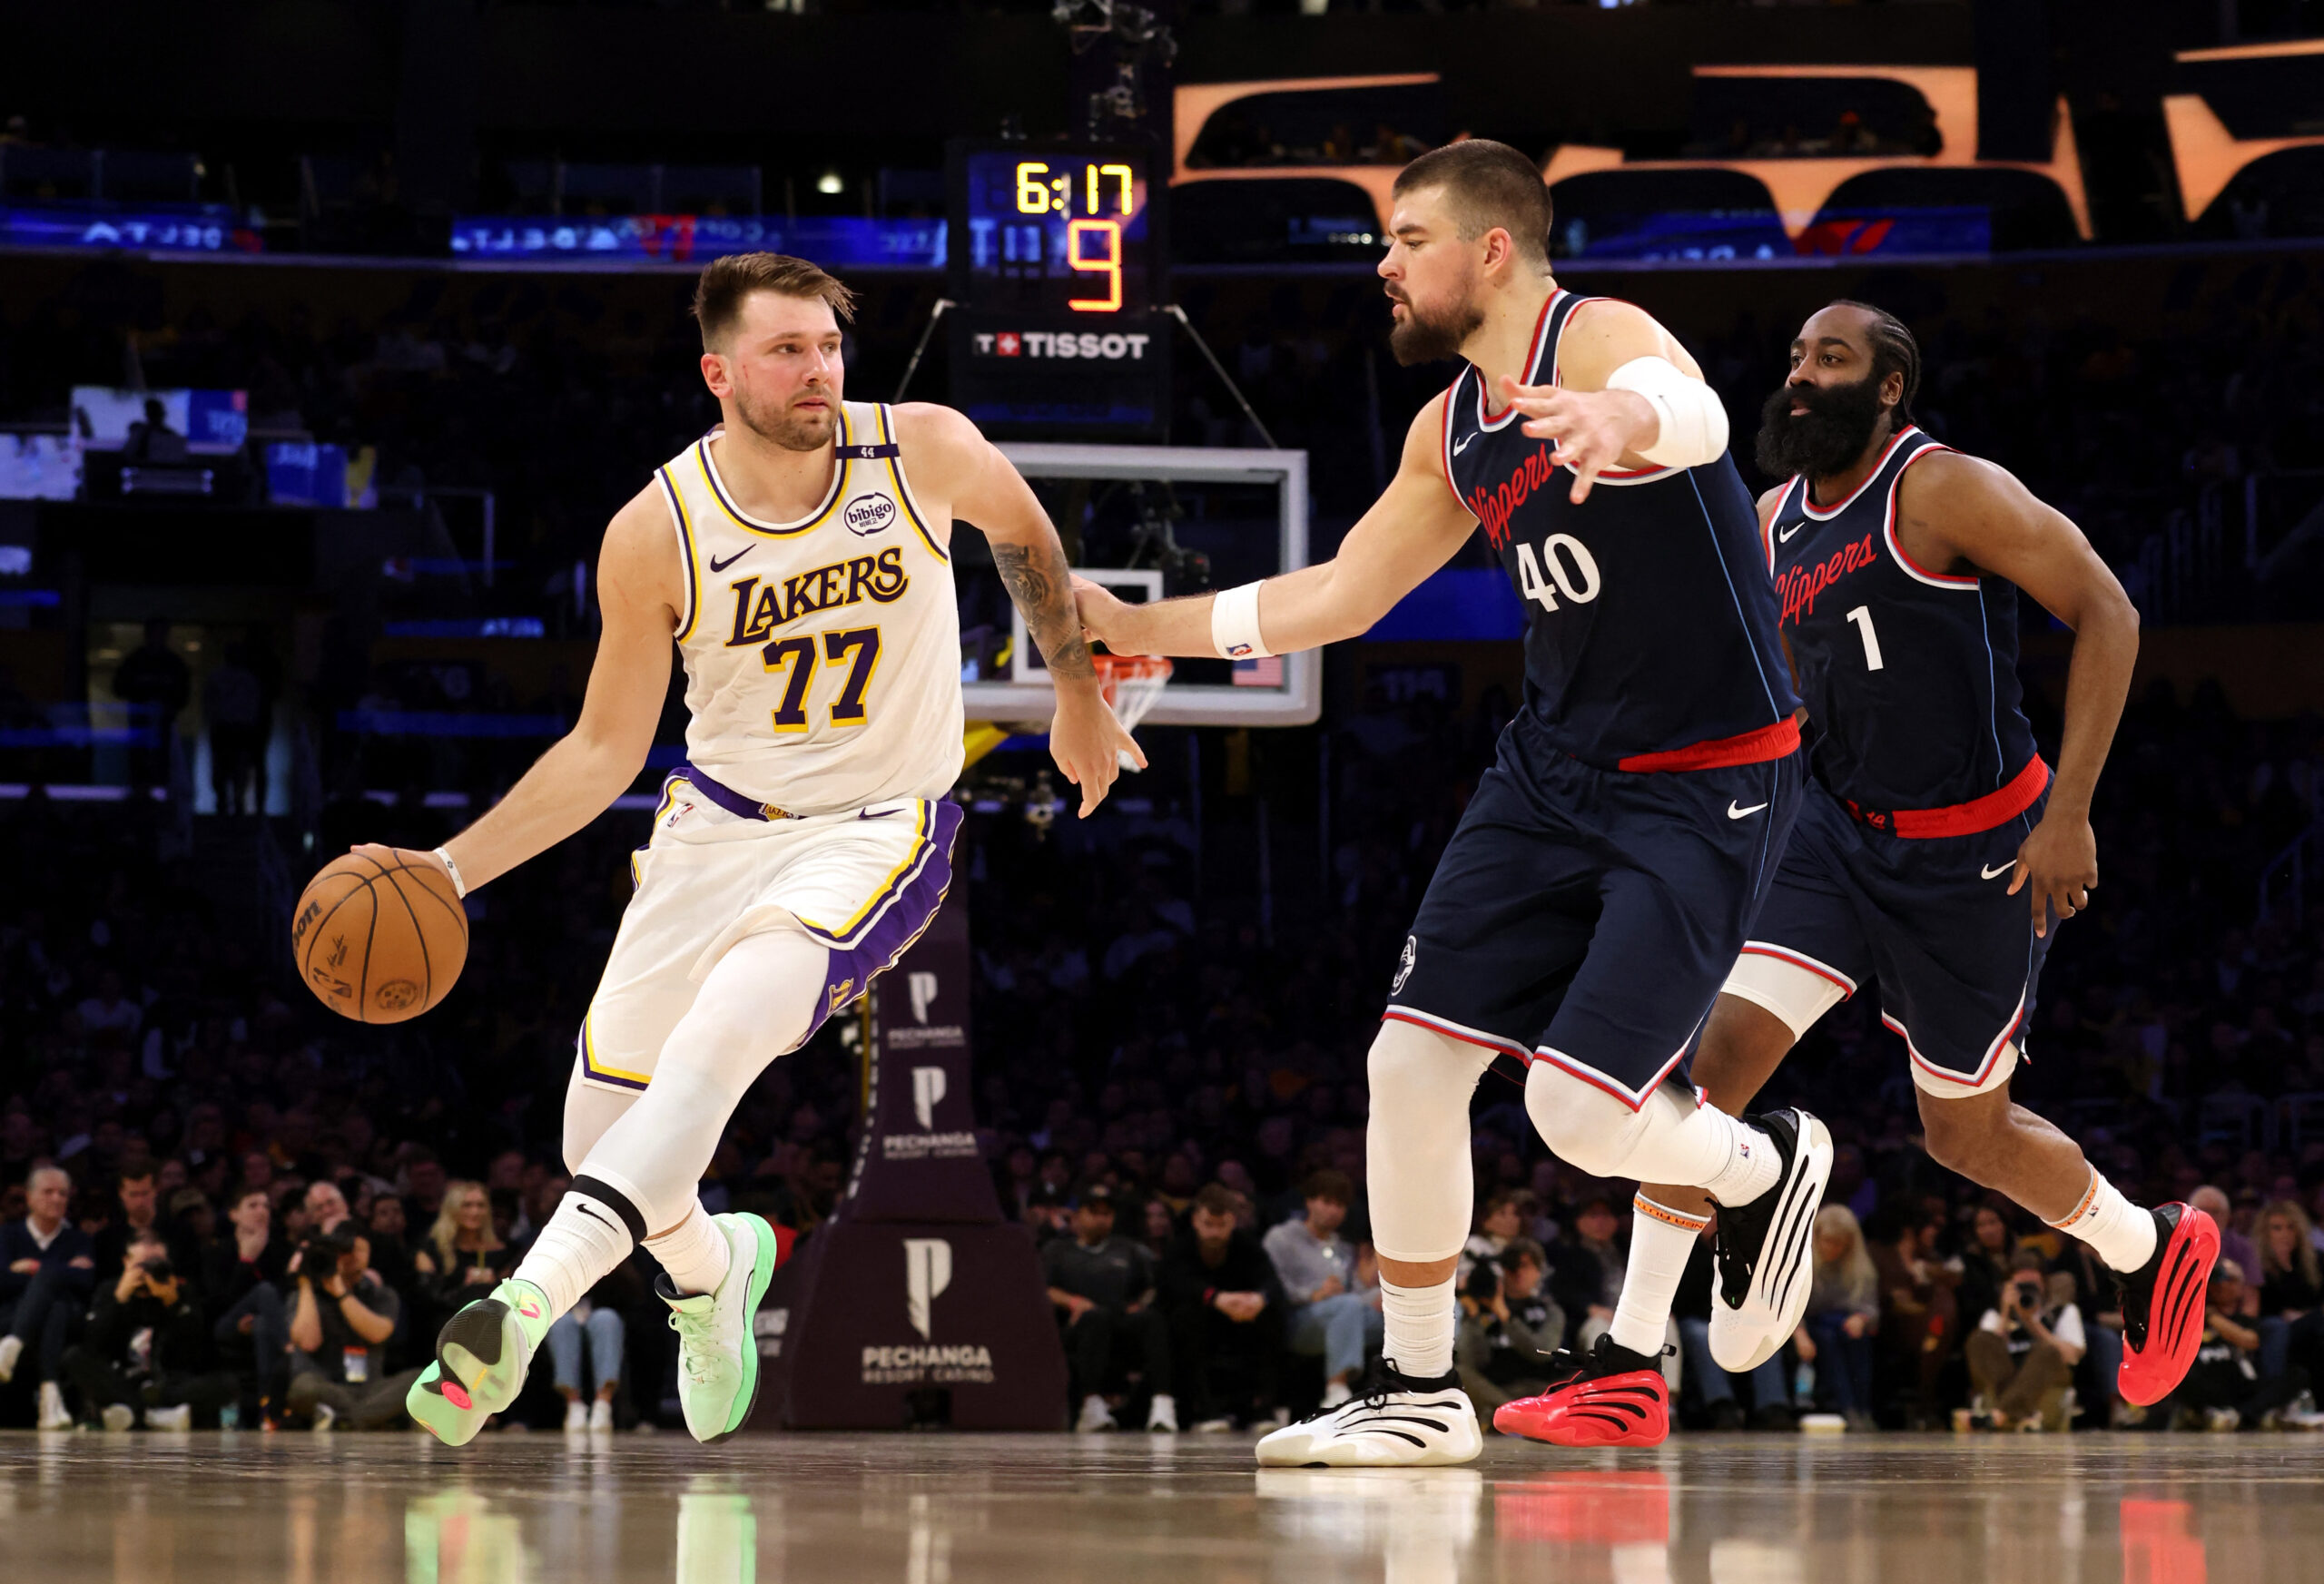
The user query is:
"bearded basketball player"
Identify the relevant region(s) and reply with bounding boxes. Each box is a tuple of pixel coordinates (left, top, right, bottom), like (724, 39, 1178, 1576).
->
(359, 252, 1141, 1446)
(1075, 140, 1832, 1468)
(1495, 301, 2217, 1448)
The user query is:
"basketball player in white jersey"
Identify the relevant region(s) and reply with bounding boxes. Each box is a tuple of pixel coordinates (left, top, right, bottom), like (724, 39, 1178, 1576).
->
(373, 252, 1141, 1446)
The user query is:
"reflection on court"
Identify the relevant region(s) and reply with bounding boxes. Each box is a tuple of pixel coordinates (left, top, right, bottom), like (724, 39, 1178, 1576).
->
(0, 1432, 2312, 1583)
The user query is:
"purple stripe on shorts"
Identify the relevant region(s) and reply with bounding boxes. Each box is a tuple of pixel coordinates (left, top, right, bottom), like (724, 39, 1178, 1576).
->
(805, 798, 963, 1041)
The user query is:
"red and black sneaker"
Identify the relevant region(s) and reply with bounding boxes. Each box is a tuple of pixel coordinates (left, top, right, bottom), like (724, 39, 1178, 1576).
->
(2117, 1202, 2221, 1407)
(1492, 1334, 1670, 1449)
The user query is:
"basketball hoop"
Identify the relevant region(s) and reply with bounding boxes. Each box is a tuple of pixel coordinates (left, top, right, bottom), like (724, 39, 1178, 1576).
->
(1093, 653, 1171, 771)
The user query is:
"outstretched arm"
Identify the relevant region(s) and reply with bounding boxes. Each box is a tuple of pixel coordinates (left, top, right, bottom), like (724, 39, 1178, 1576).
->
(899, 403, 1143, 816)
(1898, 452, 2139, 938)
(1074, 396, 1478, 660)
(352, 485, 680, 891)
(1491, 299, 1728, 503)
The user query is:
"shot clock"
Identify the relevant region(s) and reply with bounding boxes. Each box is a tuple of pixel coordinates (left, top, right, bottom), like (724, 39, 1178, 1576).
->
(946, 140, 1170, 440)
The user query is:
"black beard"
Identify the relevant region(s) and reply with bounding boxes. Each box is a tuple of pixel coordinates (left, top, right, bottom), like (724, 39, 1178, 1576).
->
(1755, 372, 1889, 480)
(1388, 296, 1485, 367)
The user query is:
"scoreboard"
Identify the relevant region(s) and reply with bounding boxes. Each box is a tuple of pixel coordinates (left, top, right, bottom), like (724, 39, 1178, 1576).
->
(947, 141, 1170, 441)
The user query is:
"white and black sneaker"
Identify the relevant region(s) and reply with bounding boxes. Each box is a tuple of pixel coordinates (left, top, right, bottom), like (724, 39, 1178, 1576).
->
(1708, 1107, 1834, 1372)
(1255, 1361, 1483, 1468)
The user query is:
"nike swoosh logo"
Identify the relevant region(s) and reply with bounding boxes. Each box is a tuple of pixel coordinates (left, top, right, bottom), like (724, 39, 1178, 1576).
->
(1728, 801, 1768, 820)
(857, 809, 902, 820)
(1981, 861, 2014, 881)
(708, 547, 753, 574)
(1777, 523, 1805, 543)
(574, 1202, 622, 1235)
(1452, 433, 1476, 455)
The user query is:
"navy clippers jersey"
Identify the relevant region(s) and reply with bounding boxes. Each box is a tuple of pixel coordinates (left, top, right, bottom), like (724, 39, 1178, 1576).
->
(1765, 425, 2042, 816)
(1442, 290, 1798, 769)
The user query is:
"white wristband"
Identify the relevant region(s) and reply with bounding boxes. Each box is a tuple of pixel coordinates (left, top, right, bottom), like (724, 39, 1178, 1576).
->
(1210, 581, 1273, 660)
(1606, 355, 1729, 469)
(432, 847, 468, 900)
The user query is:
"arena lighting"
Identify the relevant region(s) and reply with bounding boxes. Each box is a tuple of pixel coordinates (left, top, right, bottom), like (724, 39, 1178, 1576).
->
(1170, 73, 1438, 231)
(1174, 67, 2090, 245)
(815, 168, 844, 196)
(2164, 39, 2324, 222)
(1543, 66, 2091, 243)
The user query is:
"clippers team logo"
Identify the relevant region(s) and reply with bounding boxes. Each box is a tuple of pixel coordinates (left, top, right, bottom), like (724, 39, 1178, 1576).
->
(911, 1066, 947, 1130)
(904, 1238, 952, 1341)
(1776, 530, 1876, 625)
(1392, 935, 1417, 994)
(844, 493, 898, 536)
(1468, 443, 1556, 552)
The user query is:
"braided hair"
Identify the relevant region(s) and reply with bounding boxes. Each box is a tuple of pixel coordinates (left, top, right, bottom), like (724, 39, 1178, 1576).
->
(1830, 300, 1921, 426)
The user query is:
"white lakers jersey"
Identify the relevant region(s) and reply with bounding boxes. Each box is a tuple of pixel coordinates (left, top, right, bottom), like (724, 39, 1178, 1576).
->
(655, 401, 964, 815)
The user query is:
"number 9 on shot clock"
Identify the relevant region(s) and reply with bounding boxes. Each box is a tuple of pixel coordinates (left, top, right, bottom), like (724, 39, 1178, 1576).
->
(946, 140, 1171, 441)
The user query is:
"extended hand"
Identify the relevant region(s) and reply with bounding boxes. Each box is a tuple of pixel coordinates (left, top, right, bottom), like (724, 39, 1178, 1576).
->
(350, 843, 458, 894)
(2006, 809, 2097, 939)
(1049, 687, 1147, 820)
(1070, 576, 1137, 652)
(1494, 377, 1659, 505)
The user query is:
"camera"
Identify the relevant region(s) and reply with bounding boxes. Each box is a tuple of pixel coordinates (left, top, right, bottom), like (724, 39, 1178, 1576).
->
(299, 1231, 353, 1273)
(2013, 1279, 2043, 1309)
(1462, 1260, 1500, 1304)
(140, 1255, 174, 1284)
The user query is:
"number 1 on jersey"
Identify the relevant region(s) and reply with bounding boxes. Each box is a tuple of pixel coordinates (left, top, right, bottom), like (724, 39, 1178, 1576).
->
(1846, 605, 1885, 671)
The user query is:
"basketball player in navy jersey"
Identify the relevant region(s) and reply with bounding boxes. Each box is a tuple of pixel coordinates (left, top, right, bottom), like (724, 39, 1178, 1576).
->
(1498, 300, 2218, 1448)
(1075, 140, 1833, 1467)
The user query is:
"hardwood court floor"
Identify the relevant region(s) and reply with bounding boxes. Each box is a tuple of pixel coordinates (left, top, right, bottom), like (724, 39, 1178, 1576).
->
(1, 1430, 2318, 1582)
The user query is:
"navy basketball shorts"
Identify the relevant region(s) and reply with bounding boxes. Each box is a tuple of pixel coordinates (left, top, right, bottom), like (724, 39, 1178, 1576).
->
(1384, 712, 1804, 1109)
(1722, 779, 2053, 1097)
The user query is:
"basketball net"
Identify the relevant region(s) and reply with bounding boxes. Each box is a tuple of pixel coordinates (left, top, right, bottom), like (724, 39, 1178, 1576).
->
(1092, 653, 1170, 772)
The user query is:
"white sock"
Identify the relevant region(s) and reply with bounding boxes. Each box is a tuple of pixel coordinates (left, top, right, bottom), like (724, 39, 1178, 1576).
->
(1381, 1275, 1457, 1379)
(1610, 1195, 1709, 1357)
(513, 1178, 642, 1319)
(2046, 1168, 2157, 1274)
(644, 1201, 731, 1297)
(1699, 1111, 1783, 1207)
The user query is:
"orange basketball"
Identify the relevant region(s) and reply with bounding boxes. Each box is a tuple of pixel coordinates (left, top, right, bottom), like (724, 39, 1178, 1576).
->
(291, 850, 468, 1023)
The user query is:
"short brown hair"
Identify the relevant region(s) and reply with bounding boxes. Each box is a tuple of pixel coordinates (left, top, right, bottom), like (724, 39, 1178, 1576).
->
(1192, 1183, 1238, 1220)
(1391, 139, 1554, 268)
(691, 252, 856, 349)
(1302, 1168, 1354, 1207)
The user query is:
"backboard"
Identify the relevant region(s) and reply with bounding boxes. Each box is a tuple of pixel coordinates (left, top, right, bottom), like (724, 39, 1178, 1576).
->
(960, 443, 1317, 728)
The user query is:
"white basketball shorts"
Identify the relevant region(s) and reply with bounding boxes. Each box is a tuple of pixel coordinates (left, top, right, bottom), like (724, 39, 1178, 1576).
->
(574, 771, 962, 1094)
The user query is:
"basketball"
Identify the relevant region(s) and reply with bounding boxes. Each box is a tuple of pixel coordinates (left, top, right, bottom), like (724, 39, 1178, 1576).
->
(290, 850, 468, 1023)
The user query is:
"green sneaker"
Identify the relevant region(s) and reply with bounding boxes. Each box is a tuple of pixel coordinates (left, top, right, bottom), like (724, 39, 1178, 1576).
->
(407, 1279, 552, 1445)
(663, 1213, 778, 1444)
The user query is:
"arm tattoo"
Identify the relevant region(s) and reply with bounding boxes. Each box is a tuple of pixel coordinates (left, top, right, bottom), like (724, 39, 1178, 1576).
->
(991, 540, 1096, 682)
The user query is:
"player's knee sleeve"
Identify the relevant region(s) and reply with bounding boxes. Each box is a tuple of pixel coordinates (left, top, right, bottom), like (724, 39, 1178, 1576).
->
(655, 922, 829, 1098)
(1365, 1019, 1494, 1264)
(561, 1067, 635, 1176)
(1523, 1060, 1662, 1179)
(574, 923, 828, 1232)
